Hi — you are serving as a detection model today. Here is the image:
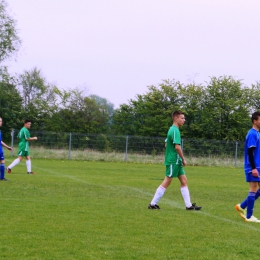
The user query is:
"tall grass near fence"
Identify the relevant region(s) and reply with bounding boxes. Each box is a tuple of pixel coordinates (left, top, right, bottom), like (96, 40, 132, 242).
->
(7, 146, 243, 167)
(8, 130, 244, 167)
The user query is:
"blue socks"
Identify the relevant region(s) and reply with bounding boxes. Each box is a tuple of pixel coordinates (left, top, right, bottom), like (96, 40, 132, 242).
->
(0, 163, 5, 179)
(240, 189, 260, 209)
(247, 192, 256, 219)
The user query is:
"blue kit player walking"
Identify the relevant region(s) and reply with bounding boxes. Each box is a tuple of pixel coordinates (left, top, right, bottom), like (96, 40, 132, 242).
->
(0, 117, 13, 181)
(236, 111, 260, 223)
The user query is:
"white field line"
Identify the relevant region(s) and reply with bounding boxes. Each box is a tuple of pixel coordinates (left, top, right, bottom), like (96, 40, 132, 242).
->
(4, 162, 260, 231)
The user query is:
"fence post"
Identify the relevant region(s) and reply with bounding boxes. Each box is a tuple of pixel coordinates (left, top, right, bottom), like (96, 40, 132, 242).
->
(234, 141, 238, 167)
(181, 138, 184, 151)
(10, 129, 14, 157)
(124, 135, 129, 162)
(68, 133, 72, 160)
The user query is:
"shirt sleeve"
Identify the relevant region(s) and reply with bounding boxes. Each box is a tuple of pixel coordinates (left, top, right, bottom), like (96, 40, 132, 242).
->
(172, 128, 181, 145)
(246, 131, 258, 149)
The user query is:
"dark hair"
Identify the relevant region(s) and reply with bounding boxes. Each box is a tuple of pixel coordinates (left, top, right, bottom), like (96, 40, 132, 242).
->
(24, 119, 31, 124)
(251, 112, 260, 123)
(172, 110, 184, 120)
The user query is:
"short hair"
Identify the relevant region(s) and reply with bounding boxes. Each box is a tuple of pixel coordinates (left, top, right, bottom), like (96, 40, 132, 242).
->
(172, 110, 184, 120)
(24, 119, 31, 124)
(251, 112, 260, 123)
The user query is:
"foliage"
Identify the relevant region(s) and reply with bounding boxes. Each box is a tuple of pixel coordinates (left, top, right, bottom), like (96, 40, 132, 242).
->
(112, 76, 253, 141)
(0, 0, 21, 63)
(0, 64, 258, 141)
(200, 76, 251, 140)
(0, 67, 22, 139)
(112, 80, 181, 137)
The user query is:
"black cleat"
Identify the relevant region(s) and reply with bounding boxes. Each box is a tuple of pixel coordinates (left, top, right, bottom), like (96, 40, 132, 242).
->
(148, 204, 160, 209)
(27, 172, 35, 174)
(186, 203, 202, 210)
(0, 178, 9, 181)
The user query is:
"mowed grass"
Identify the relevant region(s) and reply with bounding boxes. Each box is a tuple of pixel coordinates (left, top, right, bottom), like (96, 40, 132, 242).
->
(1, 159, 260, 260)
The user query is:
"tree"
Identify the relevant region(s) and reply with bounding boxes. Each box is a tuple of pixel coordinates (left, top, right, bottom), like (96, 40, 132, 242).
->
(44, 88, 111, 133)
(17, 67, 59, 130)
(248, 81, 260, 112)
(177, 83, 205, 138)
(0, 0, 21, 63)
(90, 94, 114, 127)
(201, 76, 251, 140)
(112, 80, 181, 136)
(0, 67, 22, 139)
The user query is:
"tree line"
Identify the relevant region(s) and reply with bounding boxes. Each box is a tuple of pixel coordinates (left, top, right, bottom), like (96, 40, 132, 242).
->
(112, 77, 260, 141)
(1, 69, 259, 141)
(0, 0, 259, 142)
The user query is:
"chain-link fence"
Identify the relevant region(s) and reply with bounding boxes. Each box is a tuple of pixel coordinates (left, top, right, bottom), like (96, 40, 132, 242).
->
(8, 130, 244, 167)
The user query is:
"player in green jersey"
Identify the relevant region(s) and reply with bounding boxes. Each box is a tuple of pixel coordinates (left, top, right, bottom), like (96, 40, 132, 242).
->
(148, 110, 202, 210)
(7, 119, 37, 174)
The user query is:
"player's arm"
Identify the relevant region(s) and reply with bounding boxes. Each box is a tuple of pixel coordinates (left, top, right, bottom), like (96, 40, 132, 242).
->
(248, 146, 259, 177)
(26, 137, 37, 141)
(175, 144, 186, 166)
(1, 141, 12, 151)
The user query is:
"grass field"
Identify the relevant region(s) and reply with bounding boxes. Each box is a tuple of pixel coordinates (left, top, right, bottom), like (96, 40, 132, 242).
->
(0, 159, 260, 260)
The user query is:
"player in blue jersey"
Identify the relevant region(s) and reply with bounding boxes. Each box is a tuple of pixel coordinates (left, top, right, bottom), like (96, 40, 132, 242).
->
(236, 111, 260, 223)
(0, 117, 13, 181)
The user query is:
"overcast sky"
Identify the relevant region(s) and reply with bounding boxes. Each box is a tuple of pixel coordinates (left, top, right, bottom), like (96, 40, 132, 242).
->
(5, 0, 260, 108)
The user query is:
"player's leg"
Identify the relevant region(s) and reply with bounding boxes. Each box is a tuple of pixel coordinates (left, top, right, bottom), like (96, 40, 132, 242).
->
(178, 174, 191, 208)
(238, 187, 260, 216)
(0, 153, 7, 180)
(7, 153, 23, 173)
(148, 166, 173, 209)
(25, 155, 34, 174)
(237, 174, 260, 222)
(245, 182, 259, 222)
(178, 172, 201, 210)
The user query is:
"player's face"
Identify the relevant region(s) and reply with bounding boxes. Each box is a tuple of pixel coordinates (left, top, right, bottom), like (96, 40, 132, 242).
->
(253, 117, 260, 130)
(24, 122, 32, 129)
(176, 114, 185, 127)
(0, 118, 2, 127)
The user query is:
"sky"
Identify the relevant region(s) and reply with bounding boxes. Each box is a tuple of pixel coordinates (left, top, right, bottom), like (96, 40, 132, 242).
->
(5, 0, 260, 108)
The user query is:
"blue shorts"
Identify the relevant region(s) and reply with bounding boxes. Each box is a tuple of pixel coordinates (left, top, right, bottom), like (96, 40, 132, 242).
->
(0, 152, 4, 161)
(245, 171, 260, 182)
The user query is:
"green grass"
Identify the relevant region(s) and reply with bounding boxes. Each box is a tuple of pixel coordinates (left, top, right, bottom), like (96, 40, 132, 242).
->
(0, 159, 259, 259)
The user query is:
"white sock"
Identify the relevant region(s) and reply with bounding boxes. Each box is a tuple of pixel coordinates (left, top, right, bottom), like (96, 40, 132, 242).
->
(26, 160, 31, 172)
(8, 158, 20, 169)
(181, 186, 192, 207)
(151, 185, 166, 205)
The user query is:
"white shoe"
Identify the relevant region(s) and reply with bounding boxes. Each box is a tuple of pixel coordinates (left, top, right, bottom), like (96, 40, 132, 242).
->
(244, 216, 260, 223)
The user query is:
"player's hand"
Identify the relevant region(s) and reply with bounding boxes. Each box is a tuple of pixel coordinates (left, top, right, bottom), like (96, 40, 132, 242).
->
(252, 168, 259, 177)
(34, 137, 38, 140)
(182, 159, 187, 167)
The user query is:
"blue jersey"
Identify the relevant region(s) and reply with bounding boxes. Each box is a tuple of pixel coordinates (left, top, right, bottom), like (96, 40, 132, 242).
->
(244, 128, 260, 174)
(0, 130, 3, 153)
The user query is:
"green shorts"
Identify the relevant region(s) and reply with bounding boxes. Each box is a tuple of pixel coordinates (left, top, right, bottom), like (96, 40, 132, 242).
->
(18, 150, 30, 157)
(165, 164, 185, 178)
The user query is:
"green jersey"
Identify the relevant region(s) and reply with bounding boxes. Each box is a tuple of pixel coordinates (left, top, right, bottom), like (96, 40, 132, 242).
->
(164, 125, 182, 165)
(18, 127, 30, 152)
